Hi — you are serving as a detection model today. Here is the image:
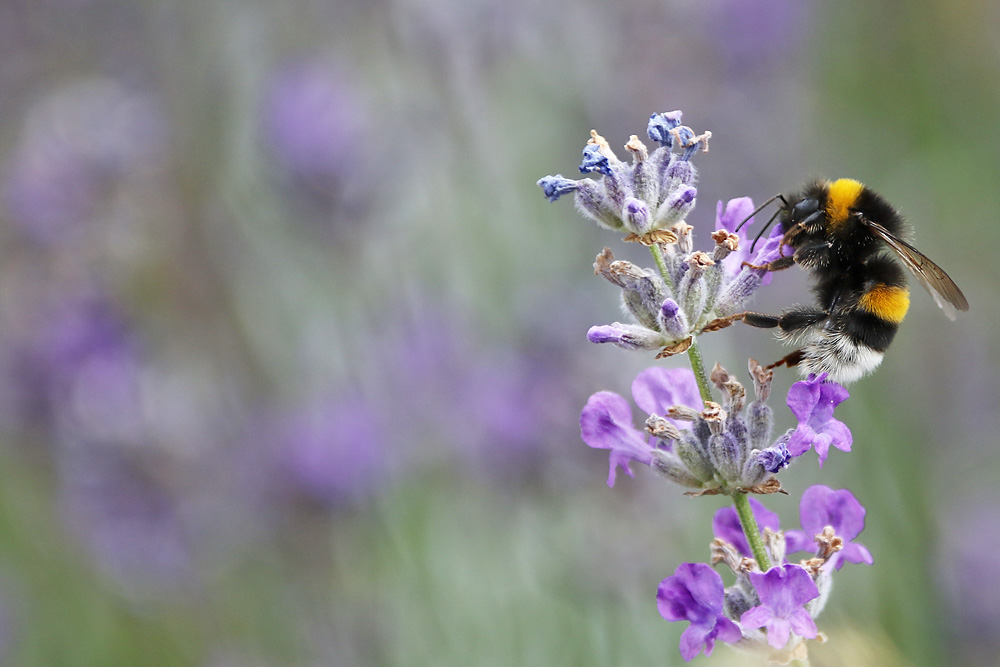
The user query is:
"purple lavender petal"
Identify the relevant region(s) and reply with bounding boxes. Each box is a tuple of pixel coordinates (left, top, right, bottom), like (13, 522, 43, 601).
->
(631, 367, 702, 424)
(785, 375, 852, 465)
(796, 485, 873, 568)
(580, 391, 653, 487)
(787, 608, 819, 641)
(715, 198, 755, 277)
(657, 563, 742, 661)
(742, 564, 819, 648)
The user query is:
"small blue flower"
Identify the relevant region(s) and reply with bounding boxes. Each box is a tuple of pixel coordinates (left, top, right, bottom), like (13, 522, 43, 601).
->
(757, 441, 792, 473)
(536, 175, 579, 202)
(579, 143, 612, 175)
(647, 110, 684, 147)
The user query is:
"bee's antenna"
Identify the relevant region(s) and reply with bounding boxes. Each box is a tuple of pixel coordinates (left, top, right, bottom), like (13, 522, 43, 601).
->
(734, 193, 785, 233)
(749, 207, 784, 253)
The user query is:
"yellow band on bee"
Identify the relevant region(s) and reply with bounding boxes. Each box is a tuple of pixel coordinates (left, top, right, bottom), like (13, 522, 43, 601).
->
(825, 178, 865, 228)
(859, 284, 910, 323)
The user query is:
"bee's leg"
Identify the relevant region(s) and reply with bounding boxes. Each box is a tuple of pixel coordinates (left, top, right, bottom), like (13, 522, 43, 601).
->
(741, 255, 795, 272)
(704, 307, 828, 334)
(742, 240, 832, 273)
(765, 349, 805, 371)
(772, 307, 829, 334)
(702, 311, 781, 332)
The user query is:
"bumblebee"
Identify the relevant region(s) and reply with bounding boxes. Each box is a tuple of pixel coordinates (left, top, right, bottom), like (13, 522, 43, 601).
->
(714, 178, 969, 384)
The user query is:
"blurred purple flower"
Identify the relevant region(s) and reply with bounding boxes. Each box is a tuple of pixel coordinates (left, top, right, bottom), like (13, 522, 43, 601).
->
(59, 447, 193, 593)
(741, 564, 819, 649)
(786, 374, 852, 466)
(4, 290, 145, 444)
(657, 562, 742, 661)
(706, 0, 815, 71)
(939, 497, 1000, 645)
(712, 498, 780, 558)
(263, 60, 364, 186)
(3, 79, 168, 243)
(275, 396, 387, 507)
(785, 485, 873, 569)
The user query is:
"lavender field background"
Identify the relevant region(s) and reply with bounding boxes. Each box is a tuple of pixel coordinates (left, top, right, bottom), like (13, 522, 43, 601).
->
(0, 1, 998, 665)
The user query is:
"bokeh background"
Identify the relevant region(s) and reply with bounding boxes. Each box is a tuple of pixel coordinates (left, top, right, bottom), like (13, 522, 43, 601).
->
(0, 0, 997, 665)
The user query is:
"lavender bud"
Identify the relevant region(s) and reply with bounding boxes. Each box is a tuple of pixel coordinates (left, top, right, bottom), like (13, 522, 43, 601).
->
(728, 417, 750, 462)
(714, 269, 763, 316)
(626, 135, 658, 204)
(702, 401, 726, 435)
(708, 432, 741, 483)
(572, 179, 624, 230)
(763, 528, 786, 566)
(675, 430, 715, 482)
(711, 229, 739, 262)
(622, 197, 652, 234)
(658, 298, 689, 340)
(593, 251, 668, 330)
(579, 142, 613, 176)
(650, 450, 703, 488)
(756, 441, 791, 473)
(749, 358, 773, 403)
(741, 458, 769, 488)
(723, 586, 754, 621)
(672, 221, 694, 254)
(581, 131, 629, 209)
(647, 111, 683, 148)
(537, 174, 579, 202)
(655, 186, 697, 227)
(645, 414, 682, 441)
(748, 402, 773, 450)
(663, 159, 696, 192)
(587, 323, 663, 351)
(678, 252, 713, 321)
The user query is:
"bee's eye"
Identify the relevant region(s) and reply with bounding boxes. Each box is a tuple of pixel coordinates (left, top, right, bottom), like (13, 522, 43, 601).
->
(792, 198, 819, 221)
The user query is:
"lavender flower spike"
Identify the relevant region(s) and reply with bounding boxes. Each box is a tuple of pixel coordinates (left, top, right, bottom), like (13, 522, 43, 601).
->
(786, 374, 852, 466)
(741, 564, 820, 650)
(537, 115, 711, 236)
(657, 563, 742, 661)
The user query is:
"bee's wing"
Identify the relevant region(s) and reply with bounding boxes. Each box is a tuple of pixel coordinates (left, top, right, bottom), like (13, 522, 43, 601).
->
(864, 219, 969, 321)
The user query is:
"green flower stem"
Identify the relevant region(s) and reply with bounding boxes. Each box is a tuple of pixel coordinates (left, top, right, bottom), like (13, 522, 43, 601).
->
(684, 335, 714, 405)
(648, 243, 675, 291)
(732, 491, 771, 571)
